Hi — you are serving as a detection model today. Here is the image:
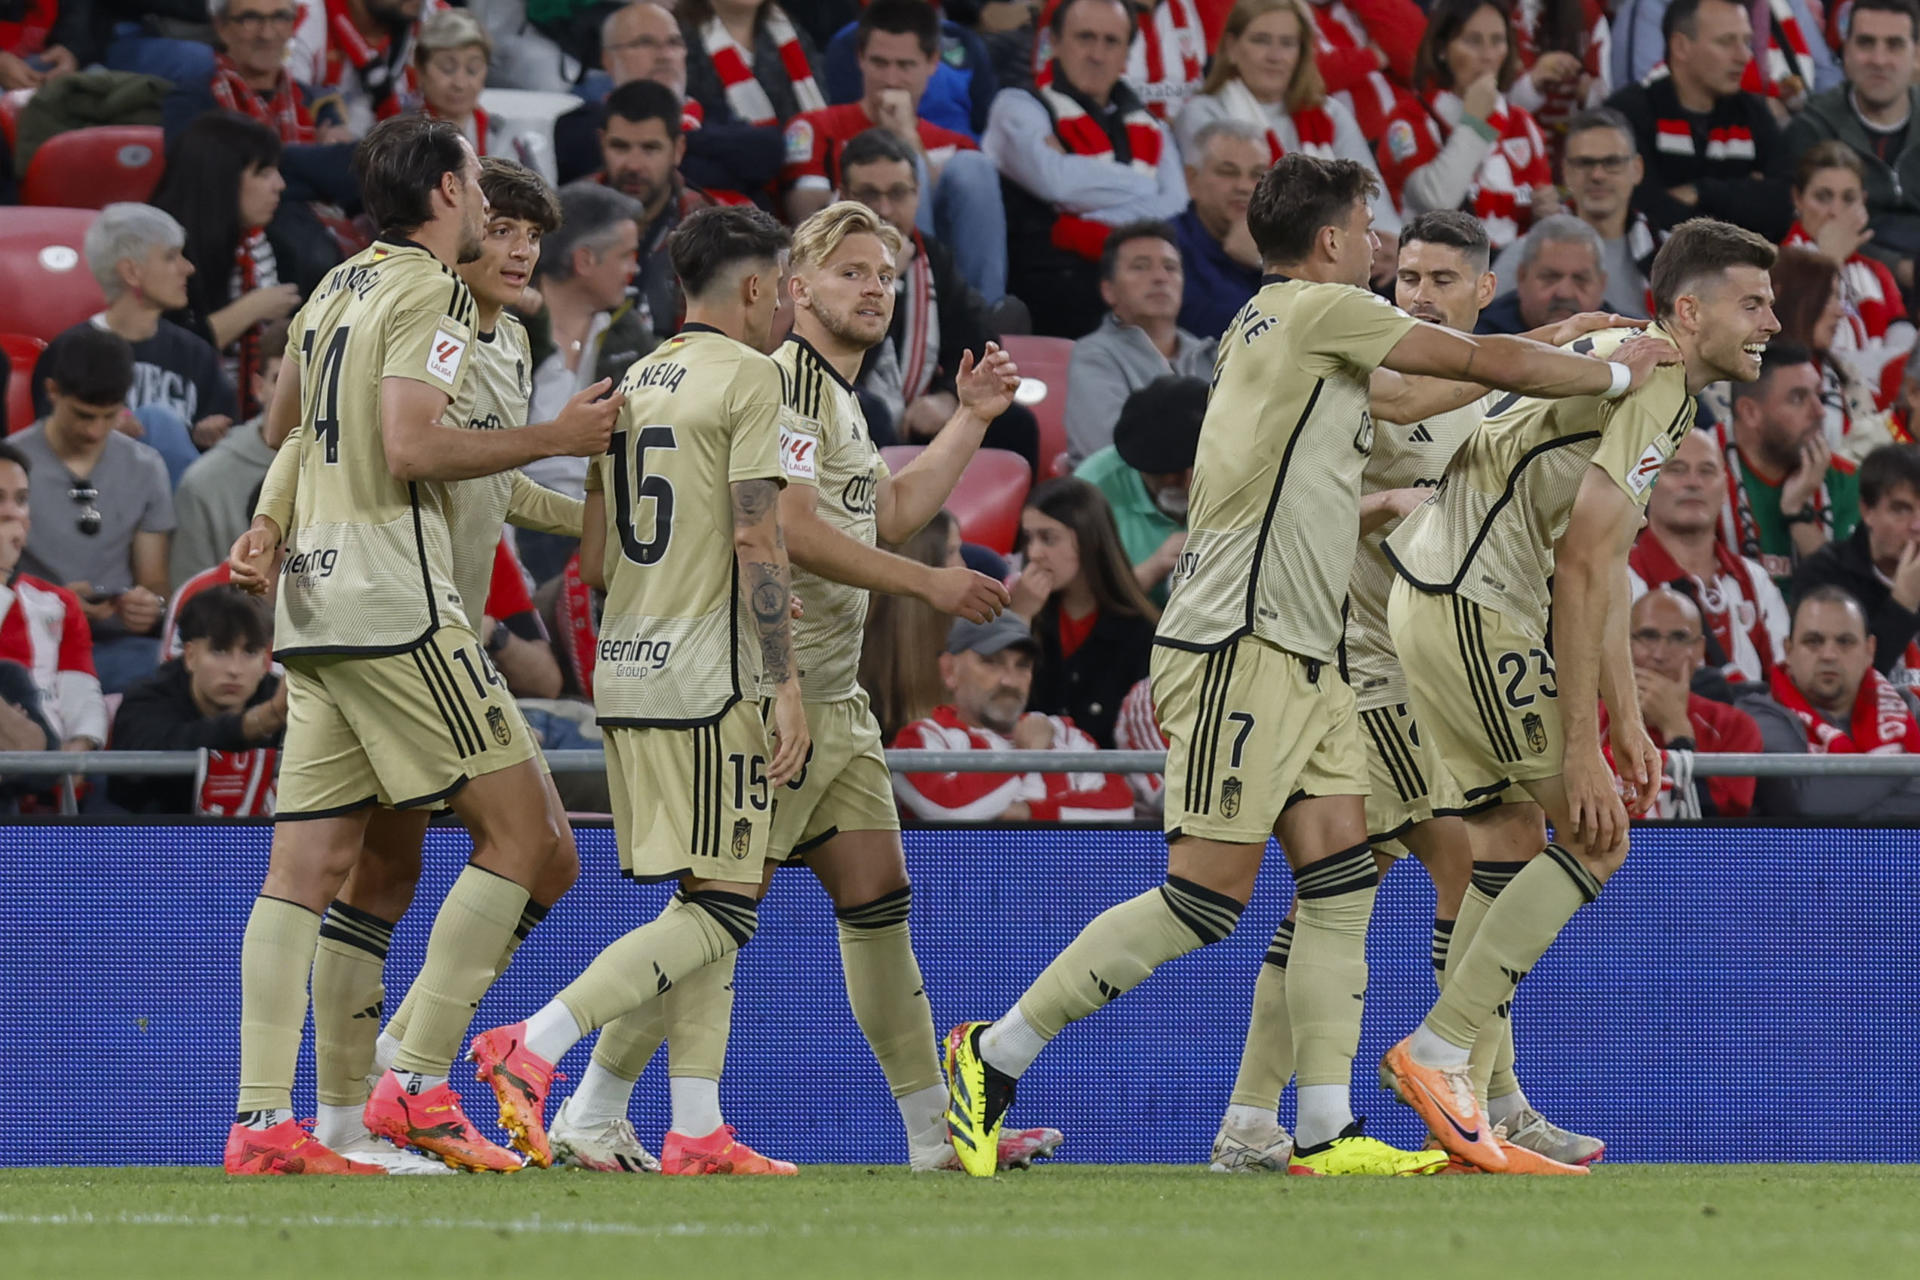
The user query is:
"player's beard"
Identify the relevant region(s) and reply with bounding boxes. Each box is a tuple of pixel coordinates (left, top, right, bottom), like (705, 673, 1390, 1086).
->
(809, 291, 890, 351)
(456, 208, 485, 264)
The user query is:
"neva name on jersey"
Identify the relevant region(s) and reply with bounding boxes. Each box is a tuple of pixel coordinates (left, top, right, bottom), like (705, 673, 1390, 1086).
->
(624, 358, 688, 395)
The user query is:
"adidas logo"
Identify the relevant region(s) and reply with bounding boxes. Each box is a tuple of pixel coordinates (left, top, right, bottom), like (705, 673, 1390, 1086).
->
(1409, 424, 1434, 443)
(352, 1003, 382, 1021)
(1090, 971, 1121, 1003)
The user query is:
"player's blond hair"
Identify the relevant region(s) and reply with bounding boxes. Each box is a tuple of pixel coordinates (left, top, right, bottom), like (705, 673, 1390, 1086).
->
(788, 200, 903, 274)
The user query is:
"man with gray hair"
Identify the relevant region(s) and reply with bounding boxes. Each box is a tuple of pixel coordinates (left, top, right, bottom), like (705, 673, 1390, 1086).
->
(1474, 214, 1608, 336)
(518, 181, 654, 581)
(1171, 118, 1267, 340)
(30, 202, 238, 488)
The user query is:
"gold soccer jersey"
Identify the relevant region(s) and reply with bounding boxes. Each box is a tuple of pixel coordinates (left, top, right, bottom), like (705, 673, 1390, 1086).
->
(773, 335, 889, 702)
(1346, 395, 1488, 712)
(1156, 276, 1417, 663)
(588, 324, 786, 726)
(274, 238, 480, 656)
(1386, 325, 1696, 634)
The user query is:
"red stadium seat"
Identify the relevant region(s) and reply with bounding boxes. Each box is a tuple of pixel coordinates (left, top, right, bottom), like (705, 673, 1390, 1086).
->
(22, 126, 166, 209)
(0, 207, 105, 343)
(999, 335, 1075, 480)
(0, 331, 45, 434)
(882, 445, 1031, 554)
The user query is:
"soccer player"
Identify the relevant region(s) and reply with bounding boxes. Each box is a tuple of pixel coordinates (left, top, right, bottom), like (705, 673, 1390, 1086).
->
(464, 204, 811, 1170)
(1381, 217, 1780, 1173)
(236, 159, 592, 1173)
(1211, 210, 1608, 1175)
(943, 152, 1677, 1179)
(220, 118, 619, 1176)
(538, 201, 1059, 1176)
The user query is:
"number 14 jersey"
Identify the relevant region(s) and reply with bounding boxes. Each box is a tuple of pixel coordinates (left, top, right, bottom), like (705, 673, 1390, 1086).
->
(588, 324, 787, 726)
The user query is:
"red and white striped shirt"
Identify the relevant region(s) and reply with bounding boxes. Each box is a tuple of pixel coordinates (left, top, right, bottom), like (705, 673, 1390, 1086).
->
(892, 705, 1135, 822)
(0, 571, 105, 744)
(1112, 676, 1167, 815)
(1379, 90, 1553, 249)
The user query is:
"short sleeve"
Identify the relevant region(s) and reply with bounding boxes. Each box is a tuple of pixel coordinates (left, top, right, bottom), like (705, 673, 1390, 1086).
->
(1303, 284, 1419, 377)
(727, 357, 786, 486)
(584, 450, 606, 493)
(384, 294, 476, 394)
(137, 446, 176, 534)
(1590, 386, 1688, 504)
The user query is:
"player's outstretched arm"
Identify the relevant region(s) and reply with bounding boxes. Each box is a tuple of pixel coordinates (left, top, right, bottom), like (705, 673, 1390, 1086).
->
(382, 376, 617, 481)
(1550, 467, 1640, 851)
(733, 478, 810, 786)
(1382, 322, 1676, 402)
(507, 471, 586, 538)
(780, 481, 1008, 623)
(876, 343, 1022, 543)
(1370, 313, 1641, 424)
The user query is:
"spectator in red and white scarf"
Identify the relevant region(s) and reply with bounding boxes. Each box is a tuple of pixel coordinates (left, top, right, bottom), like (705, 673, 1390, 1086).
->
(892, 614, 1136, 823)
(0, 440, 105, 753)
(1033, 0, 1211, 120)
(1303, 0, 1426, 138)
(1784, 141, 1916, 397)
(1611, 0, 1842, 110)
(290, 0, 442, 137)
(1377, 0, 1560, 252)
(1744, 584, 1920, 817)
(1506, 0, 1611, 156)
(165, 0, 349, 147)
(682, 0, 826, 128)
(415, 8, 498, 157)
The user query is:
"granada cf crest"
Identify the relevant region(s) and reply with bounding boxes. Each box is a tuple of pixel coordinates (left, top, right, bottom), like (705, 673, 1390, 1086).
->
(486, 705, 511, 746)
(1522, 712, 1546, 755)
(1220, 776, 1242, 819)
(731, 818, 753, 859)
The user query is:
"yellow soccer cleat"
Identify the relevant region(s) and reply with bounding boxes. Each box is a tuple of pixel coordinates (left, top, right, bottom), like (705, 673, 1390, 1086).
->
(1287, 1120, 1450, 1176)
(944, 1022, 1015, 1179)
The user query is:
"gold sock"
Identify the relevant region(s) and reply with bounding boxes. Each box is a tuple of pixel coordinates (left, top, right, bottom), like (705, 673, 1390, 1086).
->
(556, 889, 757, 1035)
(1427, 846, 1598, 1051)
(394, 866, 530, 1075)
(1018, 878, 1240, 1038)
(387, 900, 547, 1044)
(664, 950, 737, 1081)
(1227, 920, 1294, 1110)
(237, 896, 322, 1114)
(1446, 865, 1520, 1102)
(837, 887, 940, 1098)
(1287, 843, 1378, 1088)
(311, 901, 394, 1107)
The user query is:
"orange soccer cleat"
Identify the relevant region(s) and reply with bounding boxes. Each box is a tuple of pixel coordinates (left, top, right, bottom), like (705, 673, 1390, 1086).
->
(224, 1118, 387, 1176)
(468, 1022, 558, 1168)
(659, 1124, 798, 1176)
(1382, 1035, 1507, 1172)
(1426, 1132, 1589, 1176)
(363, 1072, 523, 1173)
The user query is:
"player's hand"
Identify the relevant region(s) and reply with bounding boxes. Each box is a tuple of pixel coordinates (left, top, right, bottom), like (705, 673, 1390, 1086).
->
(1540, 312, 1636, 348)
(954, 342, 1021, 422)
(1611, 333, 1682, 391)
(547, 378, 619, 458)
(1007, 563, 1055, 620)
(790, 593, 805, 619)
(1012, 713, 1054, 751)
(766, 682, 810, 788)
(1609, 718, 1663, 818)
(228, 516, 284, 596)
(1565, 745, 1629, 851)
(116, 586, 164, 635)
(924, 565, 1010, 623)
(1780, 433, 1832, 515)
(1461, 72, 1500, 122)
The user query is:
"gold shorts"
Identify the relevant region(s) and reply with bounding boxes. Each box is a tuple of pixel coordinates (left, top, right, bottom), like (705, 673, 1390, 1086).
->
(1358, 700, 1469, 857)
(277, 626, 537, 818)
(771, 688, 899, 859)
(1388, 578, 1563, 806)
(603, 698, 779, 887)
(1153, 635, 1367, 845)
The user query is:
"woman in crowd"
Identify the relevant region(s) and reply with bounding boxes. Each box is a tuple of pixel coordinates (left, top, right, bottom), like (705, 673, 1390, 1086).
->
(681, 0, 825, 128)
(1376, 0, 1559, 251)
(861, 510, 964, 743)
(1173, 0, 1399, 240)
(416, 9, 502, 158)
(1772, 247, 1894, 464)
(1783, 142, 1915, 400)
(150, 113, 300, 421)
(1010, 477, 1159, 750)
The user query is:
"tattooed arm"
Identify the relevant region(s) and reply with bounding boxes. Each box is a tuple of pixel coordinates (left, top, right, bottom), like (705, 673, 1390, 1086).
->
(732, 477, 810, 784)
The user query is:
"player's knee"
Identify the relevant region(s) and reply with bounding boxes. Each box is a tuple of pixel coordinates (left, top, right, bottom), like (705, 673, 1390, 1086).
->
(534, 825, 581, 903)
(682, 887, 760, 949)
(1542, 841, 1608, 903)
(835, 884, 913, 931)
(1469, 859, 1528, 900)
(1159, 875, 1245, 947)
(1294, 841, 1380, 903)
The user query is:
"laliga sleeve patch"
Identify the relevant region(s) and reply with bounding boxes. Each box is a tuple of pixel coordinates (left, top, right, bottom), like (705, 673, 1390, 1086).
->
(1386, 120, 1418, 163)
(779, 417, 820, 481)
(1626, 439, 1668, 497)
(426, 328, 467, 385)
(784, 118, 815, 166)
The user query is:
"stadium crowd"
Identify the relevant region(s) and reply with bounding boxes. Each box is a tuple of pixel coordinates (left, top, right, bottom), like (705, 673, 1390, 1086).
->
(3, 0, 1920, 817)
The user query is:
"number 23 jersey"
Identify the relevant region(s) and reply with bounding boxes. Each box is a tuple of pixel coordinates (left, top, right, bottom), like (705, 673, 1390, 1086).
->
(588, 324, 786, 726)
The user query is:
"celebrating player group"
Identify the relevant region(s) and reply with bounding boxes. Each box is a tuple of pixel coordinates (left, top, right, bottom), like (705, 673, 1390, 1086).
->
(221, 118, 1778, 1178)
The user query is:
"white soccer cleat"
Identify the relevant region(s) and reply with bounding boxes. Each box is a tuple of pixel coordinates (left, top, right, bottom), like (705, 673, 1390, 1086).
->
(329, 1130, 458, 1175)
(1209, 1115, 1294, 1173)
(548, 1097, 661, 1173)
(1498, 1105, 1605, 1166)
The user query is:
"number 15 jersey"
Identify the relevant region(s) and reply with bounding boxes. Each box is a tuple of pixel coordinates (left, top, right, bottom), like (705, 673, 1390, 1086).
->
(588, 324, 787, 727)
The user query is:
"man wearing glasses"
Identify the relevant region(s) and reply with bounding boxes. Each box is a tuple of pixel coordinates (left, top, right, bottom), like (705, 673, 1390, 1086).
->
(1494, 109, 1658, 319)
(1619, 585, 1765, 817)
(12, 328, 173, 697)
(165, 1, 351, 145)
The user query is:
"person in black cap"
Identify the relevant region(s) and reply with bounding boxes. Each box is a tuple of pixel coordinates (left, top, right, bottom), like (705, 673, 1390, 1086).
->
(1071, 374, 1207, 606)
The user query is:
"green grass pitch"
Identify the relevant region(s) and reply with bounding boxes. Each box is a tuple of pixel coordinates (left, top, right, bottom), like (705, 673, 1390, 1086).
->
(4, 1165, 1917, 1280)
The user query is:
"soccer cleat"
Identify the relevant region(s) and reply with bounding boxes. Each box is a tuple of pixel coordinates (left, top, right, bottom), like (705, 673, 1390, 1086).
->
(1382, 1035, 1506, 1172)
(363, 1071, 524, 1173)
(224, 1118, 387, 1176)
(328, 1130, 459, 1175)
(1287, 1120, 1448, 1176)
(944, 1021, 1015, 1178)
(1500, 1105, 1606, 1166)
(1423, 1129, 1589, 1176)
(468, 1022, 558, 1168)
(1209, 1115, 1294, 1173)
(997, 1126, 1065, 1169)
(549, 1097, 661, 1173)
(659, 1124, 797, 1175)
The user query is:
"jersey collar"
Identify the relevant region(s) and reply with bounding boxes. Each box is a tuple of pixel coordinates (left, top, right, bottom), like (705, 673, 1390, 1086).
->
(784, 333, 855, 392)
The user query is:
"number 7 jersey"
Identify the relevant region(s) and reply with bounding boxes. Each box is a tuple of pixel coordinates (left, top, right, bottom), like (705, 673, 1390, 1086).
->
(275, 237, 480, 657)
(588, 324, 787, 726)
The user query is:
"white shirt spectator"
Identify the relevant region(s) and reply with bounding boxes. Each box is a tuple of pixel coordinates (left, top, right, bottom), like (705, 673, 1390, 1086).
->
(892, 705, 1135, 822)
